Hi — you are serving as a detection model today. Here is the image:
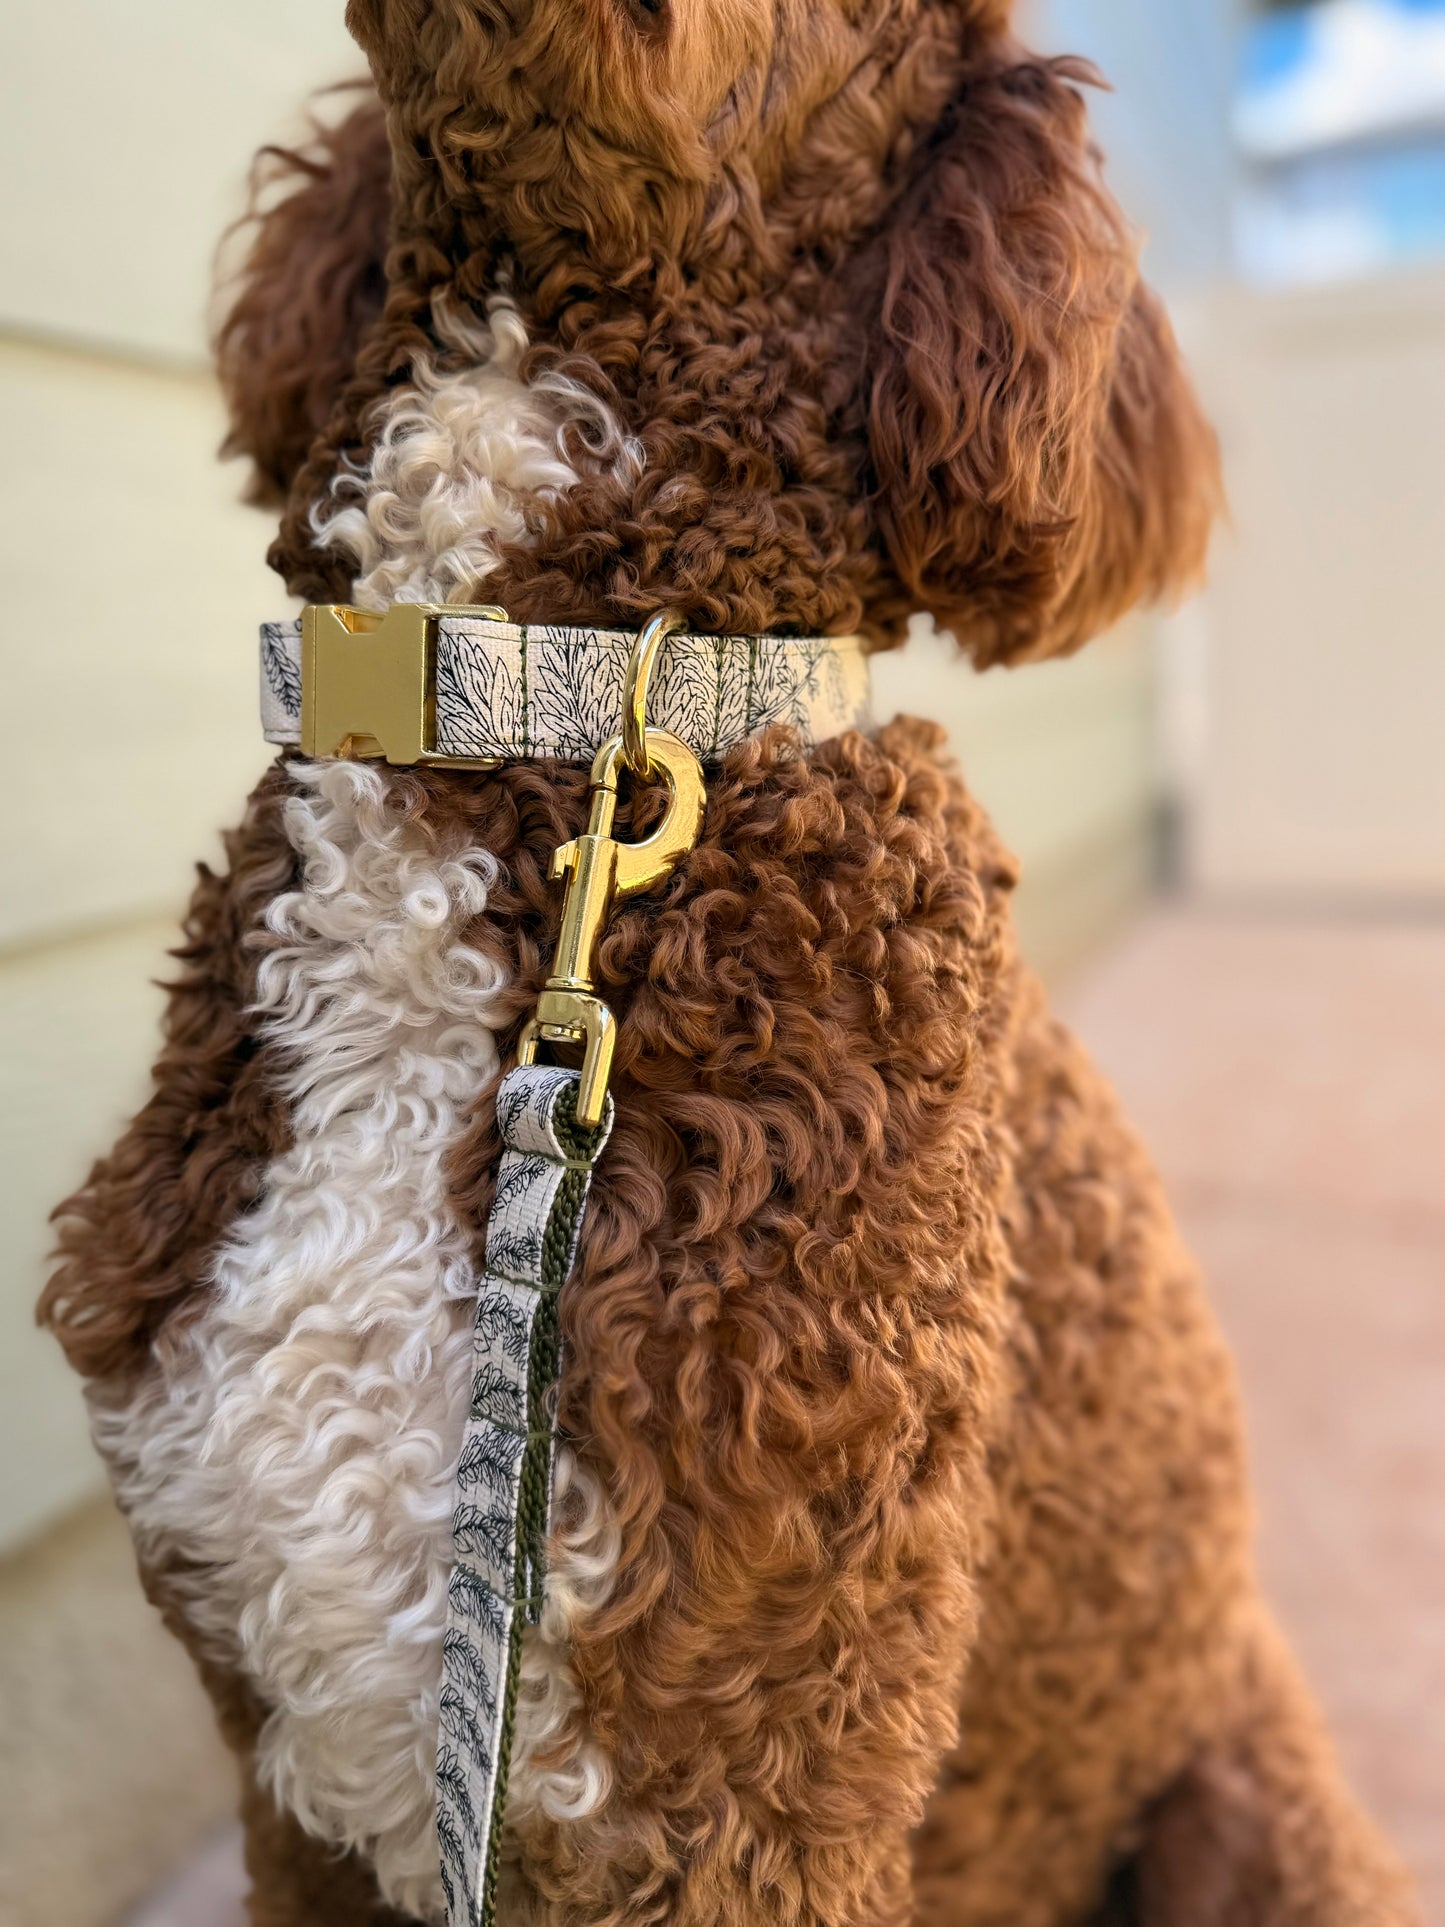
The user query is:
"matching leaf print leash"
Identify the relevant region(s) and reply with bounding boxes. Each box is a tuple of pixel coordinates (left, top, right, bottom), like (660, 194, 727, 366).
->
(286, 606, 709, 1927)
(436, 634, 706, 1927)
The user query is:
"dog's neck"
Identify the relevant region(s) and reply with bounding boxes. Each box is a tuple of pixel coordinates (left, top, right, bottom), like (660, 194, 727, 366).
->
(290, 250, 886, 637)
(274, 12, 971, 642)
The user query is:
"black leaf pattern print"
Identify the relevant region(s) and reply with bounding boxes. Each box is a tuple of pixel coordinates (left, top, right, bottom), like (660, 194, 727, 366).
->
(648, 638, 722, 757)
(471, 1360, 527, 1433)
(440, 1683, 486, 1751)
(437, 1799, 471, 1883)
(443, 1629, 498, 1721)
(436, 628, 523, 759)
(527, 634, 631, 758)
(495, 1078, 534, 1146)
(437, 1746, 484, 1847)
(748, 636, 818, 733)
(260, 623, 302, 719)
(447, 1564, 509, 1641)
(710, 638, 749, 751)
(456, 1424, 525, 1502)
(494, 1153, 552, 1217)
(474, 1285, 535, 1365)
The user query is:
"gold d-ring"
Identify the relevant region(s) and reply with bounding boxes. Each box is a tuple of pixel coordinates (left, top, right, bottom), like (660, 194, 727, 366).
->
(622, 611, 684, 778)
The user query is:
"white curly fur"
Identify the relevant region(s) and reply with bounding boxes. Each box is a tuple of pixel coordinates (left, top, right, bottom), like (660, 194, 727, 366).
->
(93, 762, 618, 1920)
(311, 293, 643, 610)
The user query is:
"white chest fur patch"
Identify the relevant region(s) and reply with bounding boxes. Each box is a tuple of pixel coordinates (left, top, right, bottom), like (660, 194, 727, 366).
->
(311, 293, 643, 611)
(93, 761, 617, 1921)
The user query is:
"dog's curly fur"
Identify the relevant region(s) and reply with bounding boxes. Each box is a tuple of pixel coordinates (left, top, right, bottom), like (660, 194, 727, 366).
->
(42, 2, 1418, 1923)
(236, 0, 1219, 661)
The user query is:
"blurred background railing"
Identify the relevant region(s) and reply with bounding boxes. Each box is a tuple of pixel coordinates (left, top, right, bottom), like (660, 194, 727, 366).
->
(1, 4, 1441, 1923)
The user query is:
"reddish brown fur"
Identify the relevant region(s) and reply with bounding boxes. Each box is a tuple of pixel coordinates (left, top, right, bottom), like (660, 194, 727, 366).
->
(46, 734, 1417, 1926)
(43, 1, 1416, 1923)
(215, 88, 393, 510)
(445, 725, 1015, 1925)
(860, 56, 1216, 660)
(41, 770, 297, 1380)
(222, 1, 1219, 660)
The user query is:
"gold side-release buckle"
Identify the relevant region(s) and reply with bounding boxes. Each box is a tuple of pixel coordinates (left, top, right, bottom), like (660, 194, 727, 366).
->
(518, 614, 705, 1126)
(300, 602, 508, 766)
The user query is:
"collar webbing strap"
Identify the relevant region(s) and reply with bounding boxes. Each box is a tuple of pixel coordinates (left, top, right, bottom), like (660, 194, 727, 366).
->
(260, 610, 870, 765)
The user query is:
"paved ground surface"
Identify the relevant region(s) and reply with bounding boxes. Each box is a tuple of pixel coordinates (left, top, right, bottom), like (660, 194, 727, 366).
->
(1064, 907, 1445, 1921)
(127, 906, 1444, 1924)
(125, 1825, 245, 1927)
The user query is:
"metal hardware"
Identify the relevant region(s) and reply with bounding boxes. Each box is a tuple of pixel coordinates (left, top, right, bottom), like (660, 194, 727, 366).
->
(621, 611, 684, 779)
(300, 602, 508, 767)
(517, 728, 706, 1127)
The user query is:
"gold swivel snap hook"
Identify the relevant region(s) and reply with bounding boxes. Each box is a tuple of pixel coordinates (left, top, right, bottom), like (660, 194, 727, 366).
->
(516, 613, 705, 1128)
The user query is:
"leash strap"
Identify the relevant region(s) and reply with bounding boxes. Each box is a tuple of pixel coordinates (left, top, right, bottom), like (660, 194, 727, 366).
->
(438, 1064, 613, 1927)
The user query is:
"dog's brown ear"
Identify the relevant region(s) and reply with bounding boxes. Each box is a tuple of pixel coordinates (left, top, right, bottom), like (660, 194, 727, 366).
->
(214, 86, 392, 508)
(862, 48, 1220, 664)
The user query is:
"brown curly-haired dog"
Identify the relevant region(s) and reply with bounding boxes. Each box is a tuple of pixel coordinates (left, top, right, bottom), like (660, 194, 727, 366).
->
(43, 3, 1418, 1924)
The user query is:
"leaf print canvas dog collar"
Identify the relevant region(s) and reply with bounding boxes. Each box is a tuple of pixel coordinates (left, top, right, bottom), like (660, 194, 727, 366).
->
(258, 603, 871, 766)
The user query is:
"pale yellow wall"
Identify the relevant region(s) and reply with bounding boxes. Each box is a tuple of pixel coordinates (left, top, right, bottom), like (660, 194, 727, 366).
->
(1, 342, 286, 946)
(0, 341, 286, 1548)
(2, 6, 362, 364)
(1187, 269, 1445, 902)
(875, 620, 1161, 973)
(0, 5, 354, 1551)
(0, 5, 1163, 1555)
